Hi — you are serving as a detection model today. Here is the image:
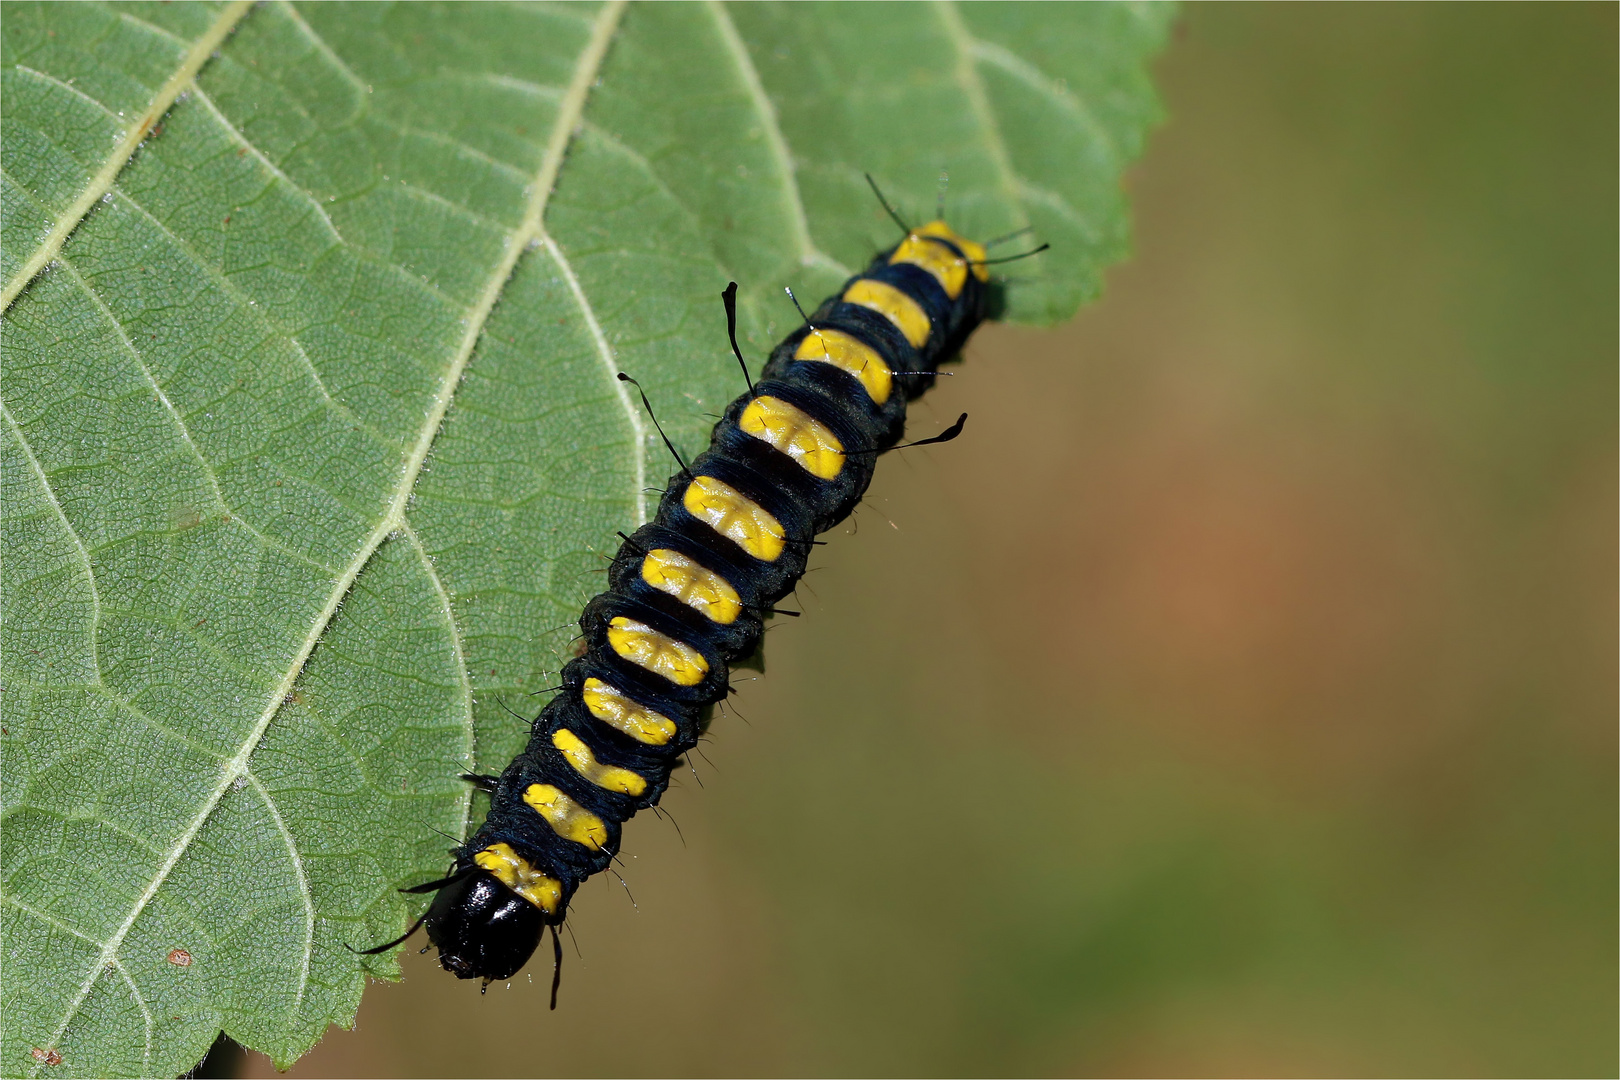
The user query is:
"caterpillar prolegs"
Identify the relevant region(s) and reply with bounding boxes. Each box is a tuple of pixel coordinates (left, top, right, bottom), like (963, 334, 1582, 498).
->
(367, 209, 1000, 991)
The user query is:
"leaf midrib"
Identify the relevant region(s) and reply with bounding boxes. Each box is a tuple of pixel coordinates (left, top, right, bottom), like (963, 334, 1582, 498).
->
(29, 0, 632, 1063)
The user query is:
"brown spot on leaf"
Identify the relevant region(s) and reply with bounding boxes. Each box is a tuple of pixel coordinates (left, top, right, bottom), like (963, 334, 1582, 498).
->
(167, 948, 193, 967)
(31, 1048, 62, 1066)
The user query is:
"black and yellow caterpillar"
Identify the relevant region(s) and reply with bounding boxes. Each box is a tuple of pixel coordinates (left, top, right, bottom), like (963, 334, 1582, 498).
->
(366, 207, 998, 992)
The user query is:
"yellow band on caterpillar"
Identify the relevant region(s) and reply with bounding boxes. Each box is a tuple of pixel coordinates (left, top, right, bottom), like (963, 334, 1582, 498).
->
(683, 475, 785, 562)
(793, 328, 892, 404)
(582, 677, 678, 745)
(522, 784, 609, 850)
(641, 548, 742, 624)
(474, 843, 562, 913)
(890, 232, 970, 298)
(551, 728, 647, 796)
(739, 395, 845, 480)
(843, 278, 931, 347)
(607, 615, 709, 686)
(915, 220, 989, 282)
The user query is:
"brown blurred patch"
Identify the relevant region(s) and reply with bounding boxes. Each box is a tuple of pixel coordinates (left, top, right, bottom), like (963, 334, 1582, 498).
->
(938, 326, 1460, 791)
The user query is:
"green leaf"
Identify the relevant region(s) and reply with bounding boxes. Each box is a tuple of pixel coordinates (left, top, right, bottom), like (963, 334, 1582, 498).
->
(0, 1, 1171, 1074)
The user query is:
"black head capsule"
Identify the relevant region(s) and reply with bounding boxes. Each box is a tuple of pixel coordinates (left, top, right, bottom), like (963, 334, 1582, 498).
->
(425, 870, 544, 981)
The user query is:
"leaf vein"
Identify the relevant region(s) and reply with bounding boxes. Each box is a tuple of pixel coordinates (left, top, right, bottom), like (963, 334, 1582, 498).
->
(368, 118, 532, 187)
(0, 402, 101, 684)
(9, 64, 124, 123)
(537, 232, 647, 525)
(1, 895, 108, 948)
(275, 1, 370, 114)
(0, 0, 256, 313)
(243, 771, 314, 1013)
(1015, 177, 1099, 242)
(473, 71, 565, 102)
(576, 119, 759, 292)
(707, 1, 852, 276)
(387, 177, 518, 240)
(81, 812, 169, 861)
(968, 38, 1119, 161)
(95, 192, 414, 448)
(399, 522, 476, 838)
(55, 256, 359, 572)
(90, 684, 233, 764)
(110, 958, 154, 1076)
(189, 85, 345, 247)
(114, 8, 191, 50)
(934, 1, 1034, 233)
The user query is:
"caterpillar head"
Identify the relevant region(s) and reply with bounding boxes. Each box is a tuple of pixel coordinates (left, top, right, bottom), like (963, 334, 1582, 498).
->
(424, 868, 544, 981)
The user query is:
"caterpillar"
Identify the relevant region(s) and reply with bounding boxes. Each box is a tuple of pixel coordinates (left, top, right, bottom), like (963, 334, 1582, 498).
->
(362, 188, 1026, 998)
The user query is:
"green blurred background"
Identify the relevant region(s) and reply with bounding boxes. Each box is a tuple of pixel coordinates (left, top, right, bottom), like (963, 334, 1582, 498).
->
(242, 4, 1617, 1076)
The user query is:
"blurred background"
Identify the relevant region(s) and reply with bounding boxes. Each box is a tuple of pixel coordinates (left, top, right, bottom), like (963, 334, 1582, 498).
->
(238, 4, 1616, 1076)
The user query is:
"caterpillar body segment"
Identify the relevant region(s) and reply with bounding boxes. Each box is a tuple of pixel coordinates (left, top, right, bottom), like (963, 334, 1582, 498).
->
(415, 220, 992, 983)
